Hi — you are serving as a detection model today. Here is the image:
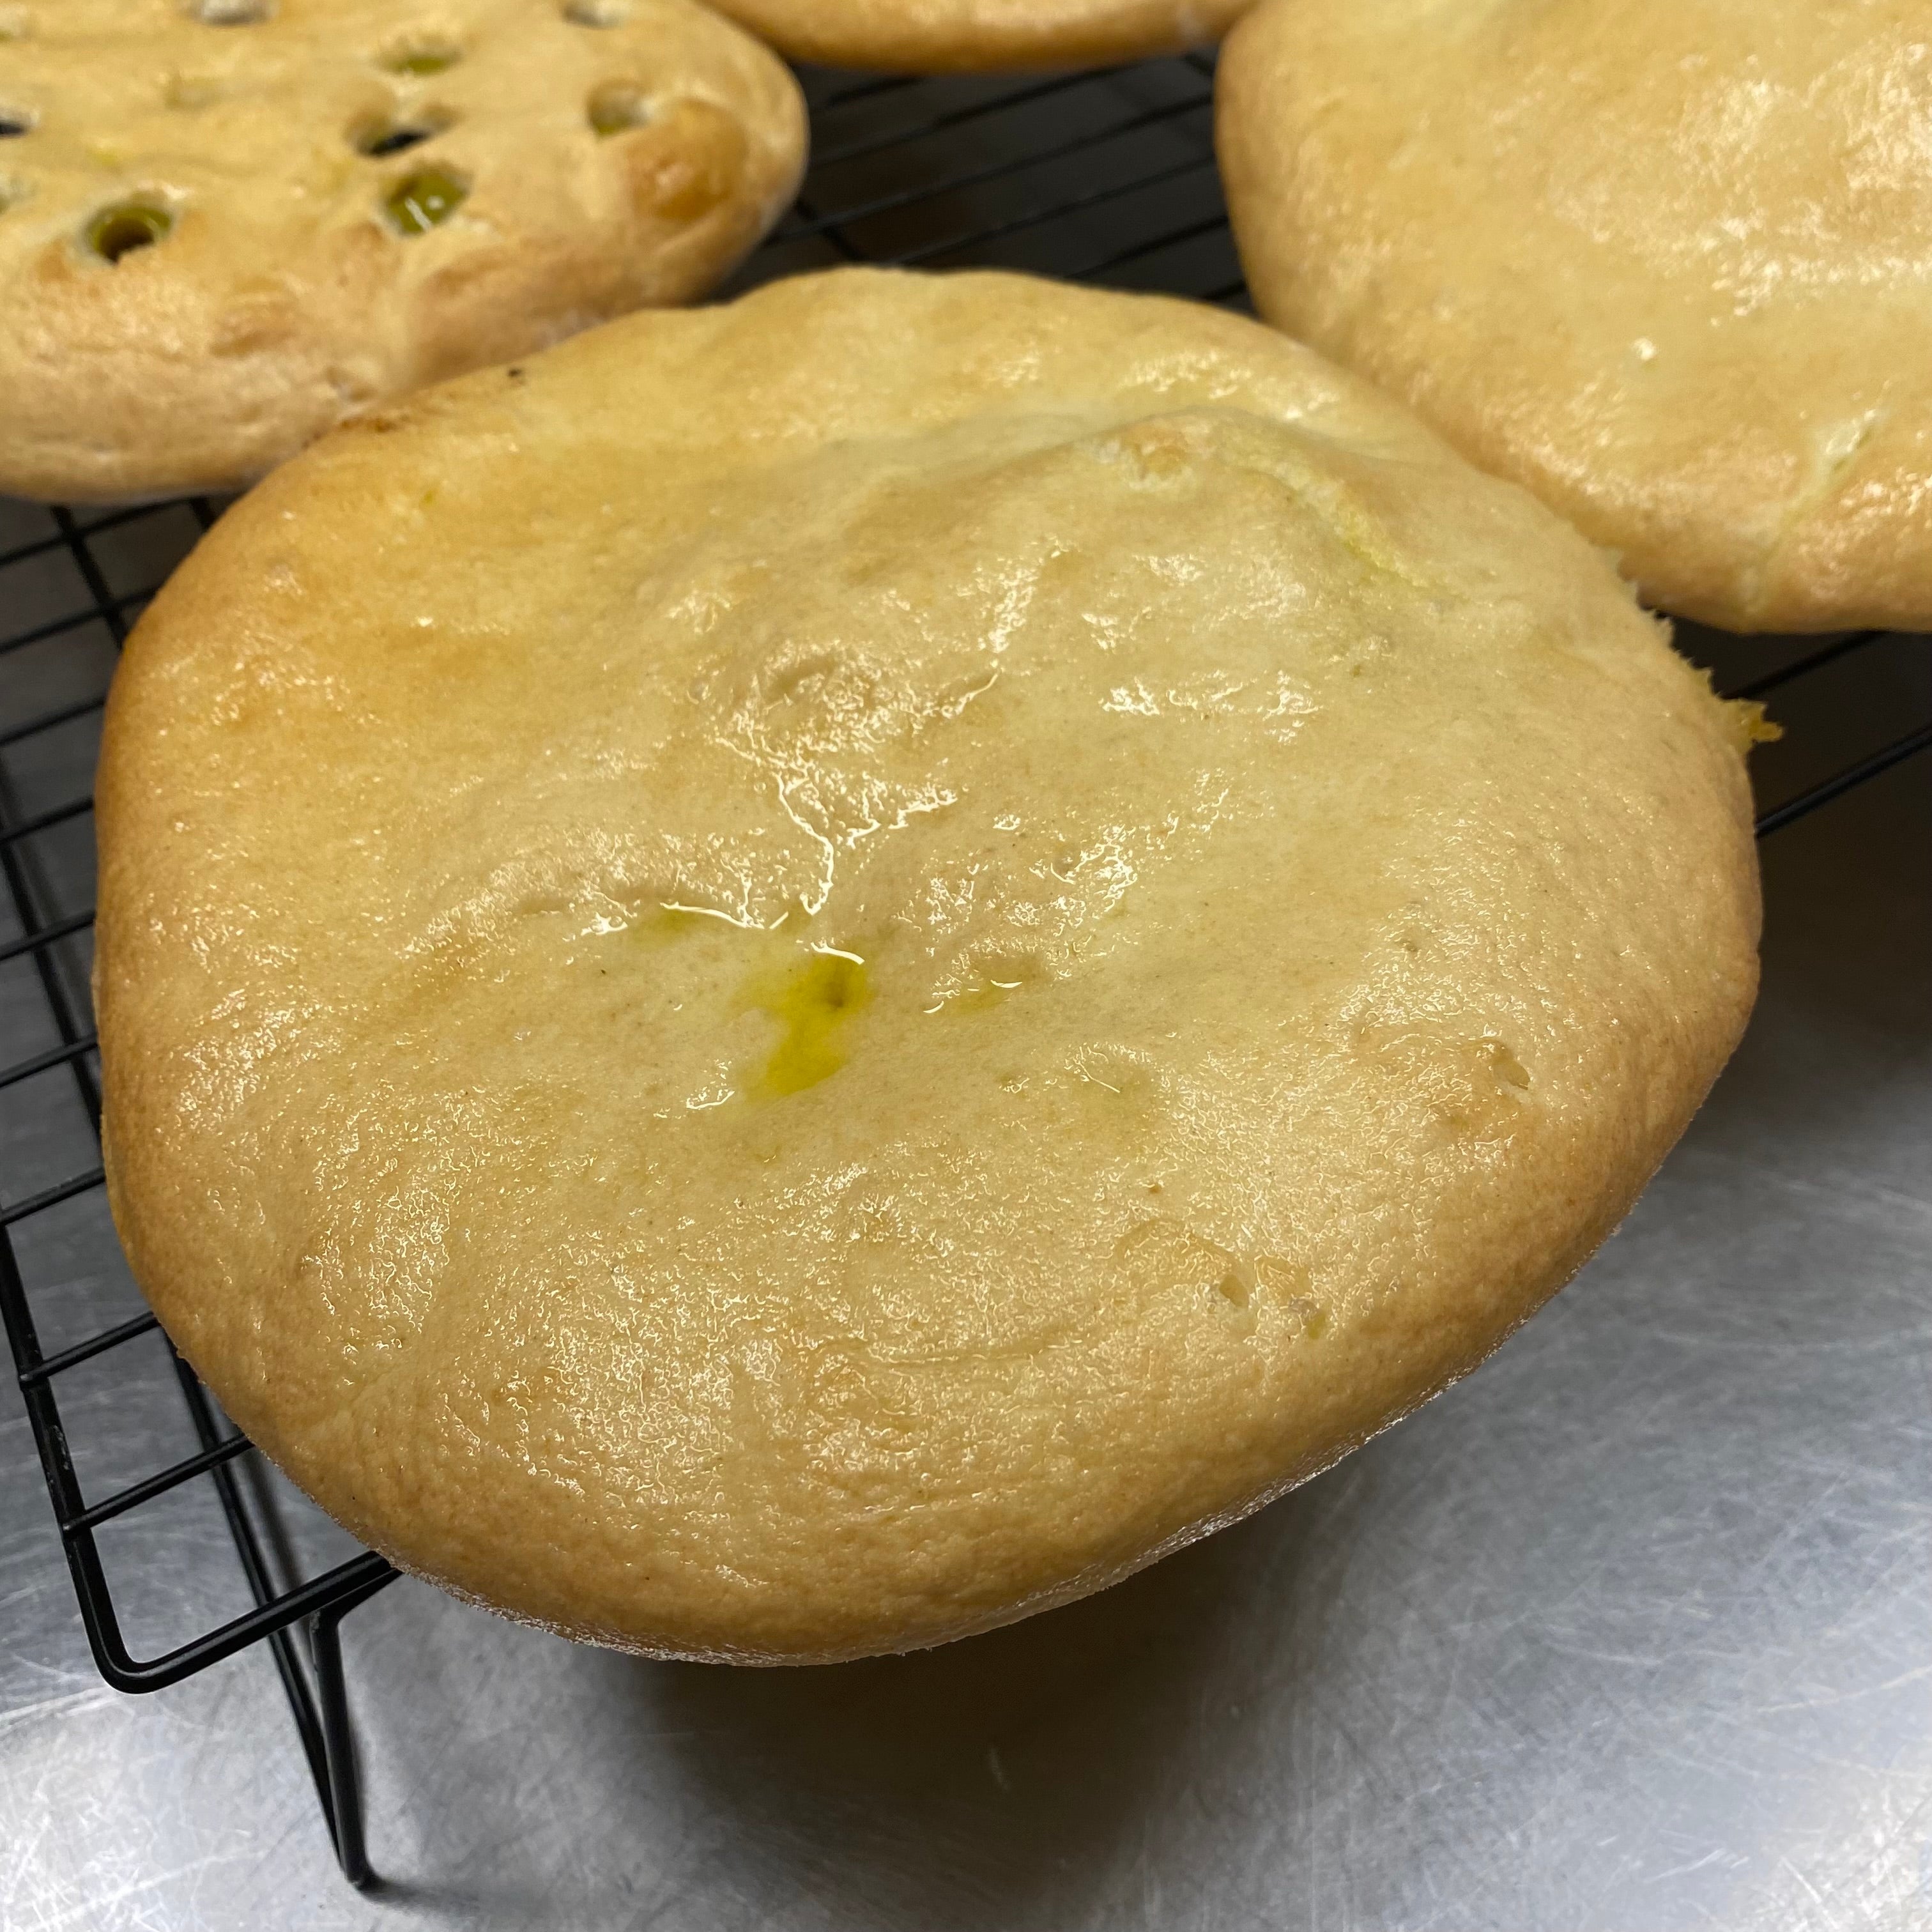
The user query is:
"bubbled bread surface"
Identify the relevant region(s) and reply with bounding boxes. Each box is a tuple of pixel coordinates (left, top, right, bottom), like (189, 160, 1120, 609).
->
(1218, 0, 1932, 634)
(97, 269, 1760, 1662)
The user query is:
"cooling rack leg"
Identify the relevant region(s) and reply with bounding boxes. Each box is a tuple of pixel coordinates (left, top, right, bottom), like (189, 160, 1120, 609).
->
(311, 1604, 378, 1890)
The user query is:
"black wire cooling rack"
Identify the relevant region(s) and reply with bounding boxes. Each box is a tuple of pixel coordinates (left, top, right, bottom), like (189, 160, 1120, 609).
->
(2, 54, 1929, 1893)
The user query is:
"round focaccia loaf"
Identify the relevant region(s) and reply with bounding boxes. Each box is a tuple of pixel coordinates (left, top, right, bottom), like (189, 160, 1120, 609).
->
(0, 0, 804, 502)
(96, 268, 1761, 1664)
(1217, 0, 1932, 634)
(699, 0, 1248, 73)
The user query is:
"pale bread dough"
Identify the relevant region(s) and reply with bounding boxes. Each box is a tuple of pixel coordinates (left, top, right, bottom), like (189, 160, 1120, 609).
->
(96, 268, 1761, 1663)
(1217, 0, 1932, 634)
(701, 0, 1248, 73)
(0, 0, 804, 502)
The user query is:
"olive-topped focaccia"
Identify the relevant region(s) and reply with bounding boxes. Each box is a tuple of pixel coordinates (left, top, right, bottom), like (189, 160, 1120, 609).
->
(0, 0, 804, 500)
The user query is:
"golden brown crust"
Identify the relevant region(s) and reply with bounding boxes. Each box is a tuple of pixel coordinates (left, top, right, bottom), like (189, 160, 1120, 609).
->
(97, 268, 1760, 1662)
(1217, 0, 1932, 634)
(0, 0, 805, 502)
(703, 0, 1249, 73)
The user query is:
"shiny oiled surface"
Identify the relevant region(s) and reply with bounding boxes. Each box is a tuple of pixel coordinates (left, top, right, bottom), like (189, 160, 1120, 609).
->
(2, 496, 1931, 1924)
(95, 269, 1755, 1663)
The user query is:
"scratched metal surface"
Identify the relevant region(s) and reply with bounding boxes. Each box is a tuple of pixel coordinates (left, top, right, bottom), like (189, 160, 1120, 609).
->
(4, 59, 1932, 1932)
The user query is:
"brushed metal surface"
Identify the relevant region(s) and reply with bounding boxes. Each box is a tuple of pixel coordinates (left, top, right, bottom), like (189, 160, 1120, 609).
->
(3, 60, 1931, 1921)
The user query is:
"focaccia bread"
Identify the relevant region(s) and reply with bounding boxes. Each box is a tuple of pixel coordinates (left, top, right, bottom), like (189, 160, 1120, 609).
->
(1218, 0, 1932, 634)
(96, 268, 1761, 1664)
(0, 0, 805, 502)
(700, 0, 1249, 74)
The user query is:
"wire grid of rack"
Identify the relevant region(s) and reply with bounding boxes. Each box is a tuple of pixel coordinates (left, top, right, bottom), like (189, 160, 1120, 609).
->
(2, 52, 1929, 1894)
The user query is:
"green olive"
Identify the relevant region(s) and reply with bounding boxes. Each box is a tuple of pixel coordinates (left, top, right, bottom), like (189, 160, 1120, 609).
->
(88, 203, 172, 263)
(587, 85, 647, 136)
(751, 952, 870, 1099)
(385, 166, 466, 234)
(387, 45, 460, 75)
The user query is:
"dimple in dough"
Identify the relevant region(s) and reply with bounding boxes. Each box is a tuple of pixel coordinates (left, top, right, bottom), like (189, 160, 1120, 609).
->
(1217, 0, 1932, 634)
(95, 268, 1762, 1664)
(0, 0, 805, 501)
